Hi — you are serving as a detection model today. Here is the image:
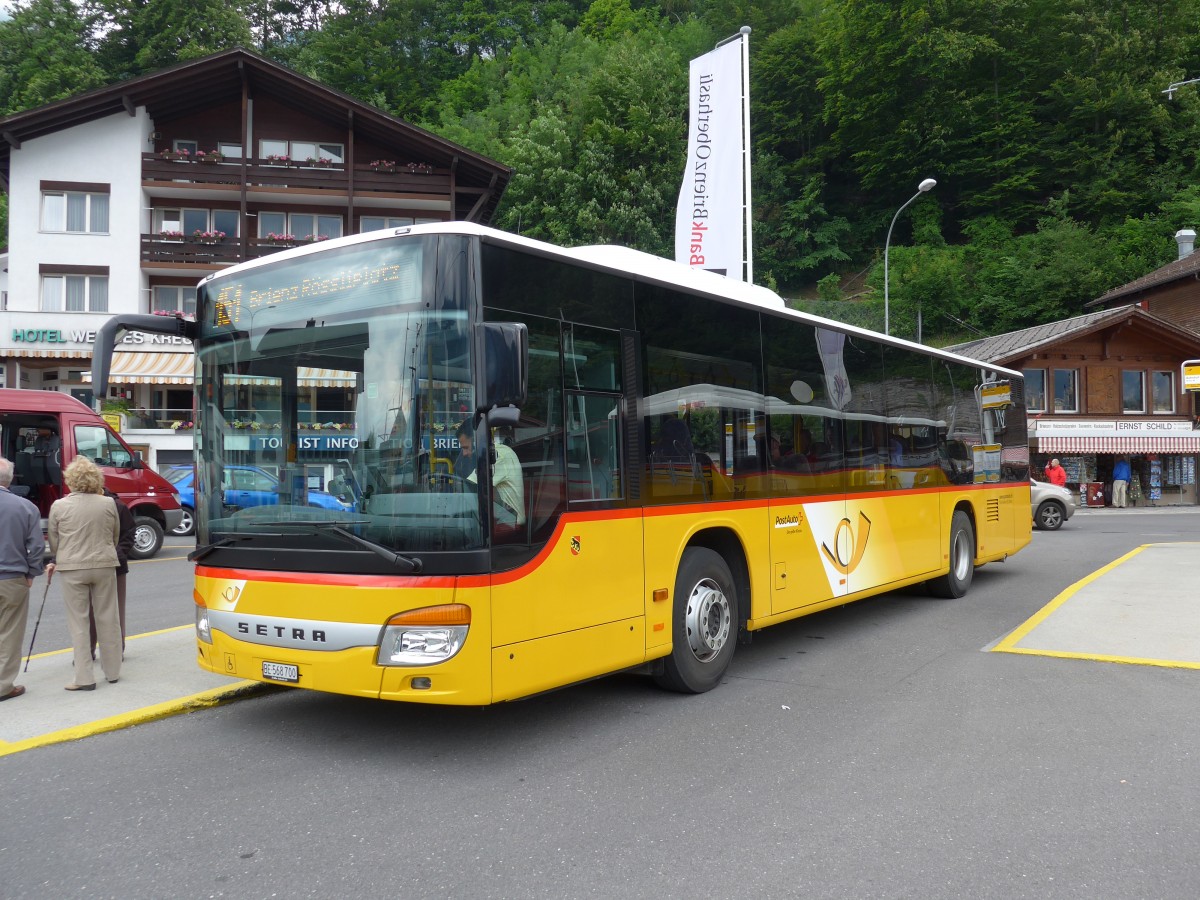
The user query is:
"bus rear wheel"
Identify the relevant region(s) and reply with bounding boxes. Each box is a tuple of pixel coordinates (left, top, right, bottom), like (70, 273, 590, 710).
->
(655, 547, 738, 693)
(926, 510, 975, 599)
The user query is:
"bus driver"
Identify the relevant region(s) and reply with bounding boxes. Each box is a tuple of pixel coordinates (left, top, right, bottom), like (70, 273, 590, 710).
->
(467, 427, 525, 528)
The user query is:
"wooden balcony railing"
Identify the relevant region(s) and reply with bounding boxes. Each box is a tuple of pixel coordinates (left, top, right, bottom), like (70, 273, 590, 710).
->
(141, 154, 451, 196)
(141, 235, 329, 266)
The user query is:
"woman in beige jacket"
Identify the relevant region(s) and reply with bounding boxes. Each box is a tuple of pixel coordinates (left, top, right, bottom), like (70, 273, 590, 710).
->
(47, 457, 121, 691)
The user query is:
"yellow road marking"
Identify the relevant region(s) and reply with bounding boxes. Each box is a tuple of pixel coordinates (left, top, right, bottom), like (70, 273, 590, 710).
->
(992, 544, 1200, 669)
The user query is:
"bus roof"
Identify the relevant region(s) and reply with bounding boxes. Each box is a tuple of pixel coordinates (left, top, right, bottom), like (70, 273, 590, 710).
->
(201, 221, 1022, 381)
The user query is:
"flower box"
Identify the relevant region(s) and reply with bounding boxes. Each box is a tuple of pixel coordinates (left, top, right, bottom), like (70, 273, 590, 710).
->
(196, 150, 224, 163)
(159, 150, 191, 161)
(370, 159, 397, 173)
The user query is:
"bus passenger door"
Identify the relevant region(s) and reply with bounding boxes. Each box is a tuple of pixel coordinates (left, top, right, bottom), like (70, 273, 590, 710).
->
(768, 413, 846, 614)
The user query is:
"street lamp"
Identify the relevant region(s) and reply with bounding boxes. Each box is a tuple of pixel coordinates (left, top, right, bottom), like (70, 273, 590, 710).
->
(884, 177, 937, 336)
(1162, 77, 1200, 100)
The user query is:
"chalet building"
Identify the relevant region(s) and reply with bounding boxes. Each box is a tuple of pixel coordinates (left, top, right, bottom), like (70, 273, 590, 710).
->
(949, 305, 1200, 507)
(0, 47, 510, 467)
(1087, 228, 1200, 334)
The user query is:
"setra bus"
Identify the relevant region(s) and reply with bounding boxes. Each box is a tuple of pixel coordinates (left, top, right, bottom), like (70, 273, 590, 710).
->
(92, 222, 1031, 704)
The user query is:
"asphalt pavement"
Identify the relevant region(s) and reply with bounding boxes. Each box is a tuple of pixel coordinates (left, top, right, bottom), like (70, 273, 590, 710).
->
(3, 504, 1197, 757)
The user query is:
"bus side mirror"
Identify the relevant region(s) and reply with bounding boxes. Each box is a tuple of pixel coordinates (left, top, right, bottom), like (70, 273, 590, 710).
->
(475, 322, 528, 418)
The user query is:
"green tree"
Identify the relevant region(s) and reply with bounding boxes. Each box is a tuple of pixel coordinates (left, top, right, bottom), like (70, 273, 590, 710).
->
(0, 0, 107, 115)
(90, 0, 253, 78)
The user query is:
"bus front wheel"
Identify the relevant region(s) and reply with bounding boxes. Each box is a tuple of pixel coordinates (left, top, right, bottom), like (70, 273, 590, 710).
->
(656, 547, 738, 693)
(926, 510, 975, 599)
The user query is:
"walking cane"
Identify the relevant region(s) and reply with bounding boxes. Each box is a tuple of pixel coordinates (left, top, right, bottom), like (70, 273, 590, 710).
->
(23, 577, 52, 673)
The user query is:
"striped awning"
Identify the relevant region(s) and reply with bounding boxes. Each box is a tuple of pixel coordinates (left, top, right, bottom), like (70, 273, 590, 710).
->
(224, 368, 357, 388)
(299, 368, 357, 388)
(82, 351, 194, 385)
(1039, 435, 1200, 453)
(3, 348, 86, 359)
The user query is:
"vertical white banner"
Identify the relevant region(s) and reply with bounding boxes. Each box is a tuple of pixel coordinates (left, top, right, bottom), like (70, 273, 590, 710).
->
(675, 35, 748, 280)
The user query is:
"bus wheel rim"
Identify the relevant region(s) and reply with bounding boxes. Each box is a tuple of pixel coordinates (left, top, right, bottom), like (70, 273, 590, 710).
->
(685, 578, 731, 662)
(952, 530, 971, 580)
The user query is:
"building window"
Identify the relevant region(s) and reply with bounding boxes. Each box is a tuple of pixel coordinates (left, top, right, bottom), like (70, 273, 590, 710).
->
(42, 191, 109, 234)
(361, 215, 414, 233)
(258, 212, 343, 241)
(153, 286, 197, 316)
(217, 142, 243, 158)
(1121, 371, 1145, 413)
(41, 274, 108, 312)
(1152, 371, 1175, 413)
(155, 208, 238, 238)
(1053, 368, 1078, 412)
(174, 139, 198, 155)
(259, 139, 344, 163)
(1023, 368, 1046, 412)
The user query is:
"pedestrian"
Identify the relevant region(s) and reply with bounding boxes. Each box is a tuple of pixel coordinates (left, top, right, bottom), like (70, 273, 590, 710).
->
(47, 457, 122, 691)
(88, 488, 135, 655)
(1111, 456, 1131, 508)
(0, 457, 46, 702)
(1044, 458, 1067, 487)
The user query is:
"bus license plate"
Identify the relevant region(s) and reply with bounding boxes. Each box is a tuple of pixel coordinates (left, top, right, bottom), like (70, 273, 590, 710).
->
(262, 661, 299, 683)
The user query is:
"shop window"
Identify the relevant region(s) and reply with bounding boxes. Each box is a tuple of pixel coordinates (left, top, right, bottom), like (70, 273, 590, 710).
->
(1053, 368, 1078, 412)
(1023, 368, 1046, 412)
(1152, 371, 1174, 413)
(1121, 371, 1145, 413)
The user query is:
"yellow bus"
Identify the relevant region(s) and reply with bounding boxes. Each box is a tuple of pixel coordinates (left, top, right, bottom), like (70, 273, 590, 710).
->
(93, 223, 1031, 704)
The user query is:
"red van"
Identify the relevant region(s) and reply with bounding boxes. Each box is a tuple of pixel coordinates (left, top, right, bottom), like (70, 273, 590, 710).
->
(0, 389, 182, 558)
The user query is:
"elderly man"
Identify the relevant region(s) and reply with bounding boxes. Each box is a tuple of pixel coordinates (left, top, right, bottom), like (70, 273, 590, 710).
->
(1044, 458, 1068, 487)
(0, 457, 46, 702)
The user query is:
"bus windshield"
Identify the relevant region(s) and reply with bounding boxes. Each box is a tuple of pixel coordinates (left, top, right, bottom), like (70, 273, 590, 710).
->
(193, 236, 487, 563)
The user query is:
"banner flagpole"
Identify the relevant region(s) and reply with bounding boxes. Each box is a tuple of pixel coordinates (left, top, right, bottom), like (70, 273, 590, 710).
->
(737, 26, 752, 284)
(675, 26, 753, 283)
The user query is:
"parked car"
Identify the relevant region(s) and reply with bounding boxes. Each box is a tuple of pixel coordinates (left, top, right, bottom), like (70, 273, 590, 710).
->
(162, 464, 353, 536)
(1, 389, 182, 558)
(1031, 478, 1075, 530)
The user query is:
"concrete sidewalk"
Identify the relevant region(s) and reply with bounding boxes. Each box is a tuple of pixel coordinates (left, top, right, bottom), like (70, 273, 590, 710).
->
(1, 625, 266, 757)
(993, 542, 1200, 668)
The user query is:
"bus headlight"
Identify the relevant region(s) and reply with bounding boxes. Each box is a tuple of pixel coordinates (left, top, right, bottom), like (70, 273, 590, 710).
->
(195, 594, 213, 645)
(377, 604, 470, 666)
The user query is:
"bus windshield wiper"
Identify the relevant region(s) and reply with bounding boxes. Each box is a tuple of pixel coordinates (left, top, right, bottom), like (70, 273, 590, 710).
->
(188, 533, 282, 563)
(254, 521, 423, 573)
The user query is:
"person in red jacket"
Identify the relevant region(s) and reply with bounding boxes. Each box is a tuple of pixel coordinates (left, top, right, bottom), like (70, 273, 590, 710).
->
(1044, 458, 1067, 486)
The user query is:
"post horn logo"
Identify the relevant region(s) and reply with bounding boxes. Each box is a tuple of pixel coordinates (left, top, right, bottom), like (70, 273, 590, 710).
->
(221, 584, 242, 606)
(820, 511, 872, 575)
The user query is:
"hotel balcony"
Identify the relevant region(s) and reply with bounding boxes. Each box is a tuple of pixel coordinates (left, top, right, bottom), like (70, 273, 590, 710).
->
(140, 154, 453, 272)
(142, 152, 450, 198)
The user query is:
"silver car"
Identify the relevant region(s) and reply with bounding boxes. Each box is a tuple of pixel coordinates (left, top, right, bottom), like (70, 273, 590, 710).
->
(1031, 478, 1076, 530)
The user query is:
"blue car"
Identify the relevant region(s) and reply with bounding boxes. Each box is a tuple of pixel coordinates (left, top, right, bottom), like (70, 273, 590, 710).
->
(162, 464, 353, 536)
